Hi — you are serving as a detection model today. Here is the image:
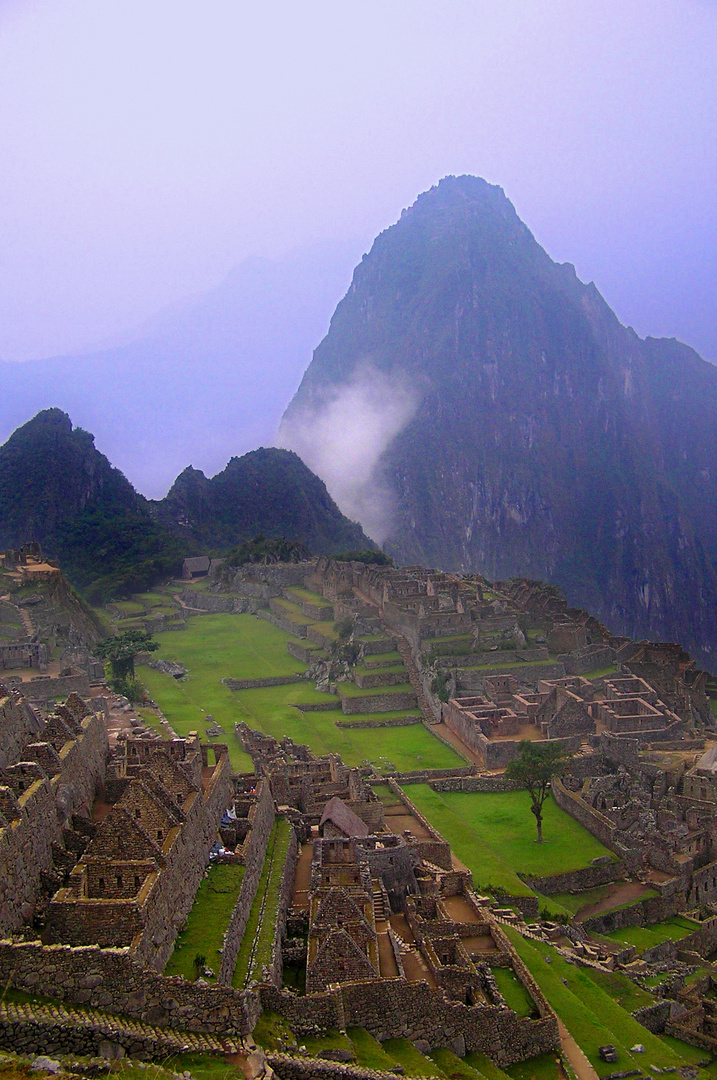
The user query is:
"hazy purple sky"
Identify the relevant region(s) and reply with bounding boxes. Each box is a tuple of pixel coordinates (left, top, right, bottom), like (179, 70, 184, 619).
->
(0, 0, 715, 362)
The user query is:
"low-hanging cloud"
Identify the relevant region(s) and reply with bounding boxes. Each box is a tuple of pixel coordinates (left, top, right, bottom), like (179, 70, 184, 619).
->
(276, 363, 420, 544)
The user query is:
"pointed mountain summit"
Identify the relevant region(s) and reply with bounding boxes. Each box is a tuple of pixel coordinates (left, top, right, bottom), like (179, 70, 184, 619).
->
(280, 175, 717, 669)
(152, 446, 373, 555)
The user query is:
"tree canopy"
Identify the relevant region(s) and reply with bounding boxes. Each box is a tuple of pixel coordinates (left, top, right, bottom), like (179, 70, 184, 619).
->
(505, 740, 571, 842)
(95, 629, 159, 680)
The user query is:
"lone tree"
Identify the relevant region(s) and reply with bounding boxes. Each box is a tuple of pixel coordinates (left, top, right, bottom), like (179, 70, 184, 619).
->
(95, 629, 159, 683)
(505, 740, 570, 842)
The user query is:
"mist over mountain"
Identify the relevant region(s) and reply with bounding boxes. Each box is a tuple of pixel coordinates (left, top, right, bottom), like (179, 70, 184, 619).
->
(0, 241, 360, 498)
(280, 175, 717, 670)
(0, 410, 372, 601)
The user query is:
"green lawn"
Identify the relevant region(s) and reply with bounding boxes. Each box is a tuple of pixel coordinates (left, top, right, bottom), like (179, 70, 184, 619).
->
(381, 1037, 444, 1077)
(141, 611, 464, 774)
(284, 585, 330, 606)
(492, 966, 536, 1017)
(164, 863, 245, 981)
(601, 915, 699, 952)
(581, 665, 620, 680)
(233, 818, 291, 988)
(348, 1028, 401, 1071)
(404, 786, 615, 902)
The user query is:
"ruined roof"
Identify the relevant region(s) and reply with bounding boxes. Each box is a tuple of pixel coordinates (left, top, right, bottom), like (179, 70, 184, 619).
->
(319, 796, 369, 838)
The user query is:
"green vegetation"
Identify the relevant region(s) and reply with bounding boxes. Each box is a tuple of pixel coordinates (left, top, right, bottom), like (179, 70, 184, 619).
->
(96, 628, 158, 682)
(226, 536, 312, 566)
(429, 1047, 489, 1080)
(331, 549, 392, 565)
(164, 863, 245, 980)
(252, 1009, 296, 1051)
(464, 1050, 514, 1080)
(338, 679, 414, 697)
(492, 966, 536, 1017)
(601, 915, 699, 952)
(403, 786, 614, 903)
(300, 1030, 356, 1059)
(580, 664, 620, 680)
(140, 610, 460, 772)
(503, 925, 701, 1077)
(233, 818, 291, 988)
(381, 1037, 445, 1077)
(504, 1054, 562, 1080)
(348, 1028, 400, 1071)
(505, 741, 572, 843)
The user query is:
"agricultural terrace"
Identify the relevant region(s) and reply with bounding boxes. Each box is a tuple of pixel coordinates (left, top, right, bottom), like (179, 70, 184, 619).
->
(140, 612, 462, 773)
(402, 785, 615, 906)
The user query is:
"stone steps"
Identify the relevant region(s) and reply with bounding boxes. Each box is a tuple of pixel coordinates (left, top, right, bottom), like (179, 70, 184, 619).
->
(0, 1000, 233, 1058)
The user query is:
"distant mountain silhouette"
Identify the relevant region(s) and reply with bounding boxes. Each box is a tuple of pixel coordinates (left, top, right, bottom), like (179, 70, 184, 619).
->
(0, 410, 371, 601)
(281, 175, 717, 670)
(0, 241, 361, 497)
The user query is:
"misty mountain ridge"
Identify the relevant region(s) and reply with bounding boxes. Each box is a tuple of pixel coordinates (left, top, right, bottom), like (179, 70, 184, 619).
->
(0, 240, 362, 497)
(280, 174, 717, 670)
(0, 409, 372, 602)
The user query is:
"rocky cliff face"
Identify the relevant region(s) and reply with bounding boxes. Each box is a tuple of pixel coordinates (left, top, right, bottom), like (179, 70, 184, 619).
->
(280, 176, 717, 669)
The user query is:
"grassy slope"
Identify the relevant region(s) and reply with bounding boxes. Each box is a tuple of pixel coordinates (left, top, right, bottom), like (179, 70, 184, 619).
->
(164, 863, 245, 980)
(503, 925, 712, 1078)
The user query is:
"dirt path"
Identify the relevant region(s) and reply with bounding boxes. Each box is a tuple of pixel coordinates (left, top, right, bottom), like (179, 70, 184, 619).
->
(557, 1020, 600, 1080)
(575, 880, 654, 922)
(429, 722, 484, 766)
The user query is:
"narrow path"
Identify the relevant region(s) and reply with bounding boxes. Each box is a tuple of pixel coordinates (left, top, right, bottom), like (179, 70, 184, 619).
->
(18, 605, 34, 637)
(557, 1020, 600, 1080)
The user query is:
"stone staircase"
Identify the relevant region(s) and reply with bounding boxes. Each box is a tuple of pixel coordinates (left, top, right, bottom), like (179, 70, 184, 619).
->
(392, 633, 438, 724)
(0, 1000, 240, 1059)
(372, 883, 387, 921)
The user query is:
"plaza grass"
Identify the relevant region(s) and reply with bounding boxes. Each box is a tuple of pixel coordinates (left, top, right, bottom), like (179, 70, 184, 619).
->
(403, 786, 615, 898)
(142, 613, 460, 773)
(164, 863, 245, 981)
(233, 818, 291, 988)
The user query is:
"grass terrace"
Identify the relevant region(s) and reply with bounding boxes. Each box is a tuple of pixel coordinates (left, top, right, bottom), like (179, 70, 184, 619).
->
(581, 664, 620, 680)
(284, 585, 329, 605)
(164, 863, 245, 981)
(601, 915, 699, 952)
(492, 967, 536, 1017)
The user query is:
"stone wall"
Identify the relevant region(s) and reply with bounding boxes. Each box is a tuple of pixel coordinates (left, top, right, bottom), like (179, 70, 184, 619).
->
(455, 663, 565, 693)
(340, 691, 417, 716)
(6, 673, 92, 701)
(219, 781, 276, 985)
(0, 687, 42, 767)
(261, 977, 558, 1066)
(580, 891, 683, 936)
(181, 591, 248, 614)
(0, 710, 108, 935)
(133, 750, 234, 971)
(337, 715, 421, 730)
(430, 776, 524, 793)
(0, 1001, 232, 1060)
(224, 676, 305, 690)
(521, 859, 626, 897)
(551, 777, 636, 862)
(0, 939, 259, 1037)
(258, 609, 307, 639)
